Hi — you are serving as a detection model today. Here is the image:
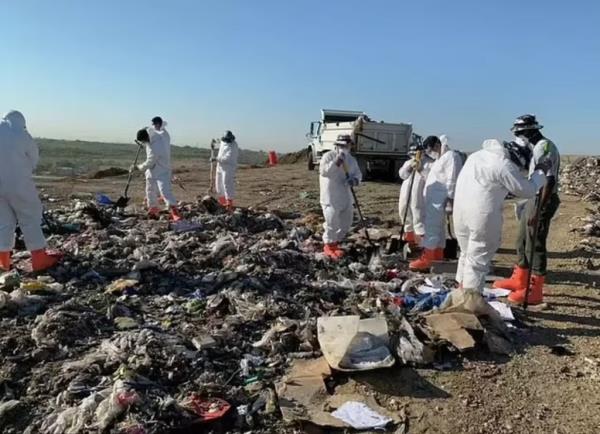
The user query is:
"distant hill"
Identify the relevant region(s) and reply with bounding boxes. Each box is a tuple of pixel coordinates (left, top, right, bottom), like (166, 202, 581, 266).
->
(35, 138, 268, 176)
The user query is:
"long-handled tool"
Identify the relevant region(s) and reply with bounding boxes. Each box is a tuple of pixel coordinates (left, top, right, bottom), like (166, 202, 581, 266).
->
(115, 140, 144, 209)
(342, 161, 376, 252)
(444, 218, 458, 260)
(523, 192, 544, 310)
(208, 139, 216, 195)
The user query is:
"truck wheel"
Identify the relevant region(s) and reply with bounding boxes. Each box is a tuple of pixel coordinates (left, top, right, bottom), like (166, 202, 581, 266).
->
(307, 149, 315, 171)
(390, 160, 402, 181)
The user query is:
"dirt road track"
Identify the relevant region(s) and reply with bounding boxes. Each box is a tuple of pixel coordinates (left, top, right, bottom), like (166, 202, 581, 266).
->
(38, 162, 600, 433)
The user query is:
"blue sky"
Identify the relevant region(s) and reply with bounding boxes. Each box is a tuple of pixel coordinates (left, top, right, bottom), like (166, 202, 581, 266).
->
(1, 0, 598, 153)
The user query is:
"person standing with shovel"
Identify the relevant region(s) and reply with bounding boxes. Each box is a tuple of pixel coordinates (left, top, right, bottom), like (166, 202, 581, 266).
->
(212, 131, 239, 210)
(398, 145, 435, 247)
(493, 115, 561, 306)
(130, 117, 182, 221)
(319, 134, 362, 260)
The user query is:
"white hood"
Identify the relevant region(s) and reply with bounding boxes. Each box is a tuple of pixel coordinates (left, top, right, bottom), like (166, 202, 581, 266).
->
(3, 110, 27, 130)
(482, 139, 509, 158)
(440, 134, 450, 155)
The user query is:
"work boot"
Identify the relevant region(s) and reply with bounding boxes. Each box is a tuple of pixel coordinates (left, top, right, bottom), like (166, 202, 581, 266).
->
(170, 206, 182, 222)
(218, 196, 227, 206)
(0, 251, 11, 271)
(148, 207, 161, 219)
(409, 248, 436, 271)
(226, 199, 234, 212)
(332, 244, 345, 259)
(31, 249, 63, 272)
(493, 265, 528, 291)
(403, 231, 416, 244)
(508, 274, 545, 305)
(323, 243, 339, 260)
(434, 248, 444, 261)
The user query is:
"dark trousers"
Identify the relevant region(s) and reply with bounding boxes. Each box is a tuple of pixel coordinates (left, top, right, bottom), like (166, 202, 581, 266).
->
(516, 193, 560, 275)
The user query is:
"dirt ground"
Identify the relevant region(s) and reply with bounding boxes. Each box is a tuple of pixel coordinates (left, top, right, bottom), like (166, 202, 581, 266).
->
(37, 162, 600, 434)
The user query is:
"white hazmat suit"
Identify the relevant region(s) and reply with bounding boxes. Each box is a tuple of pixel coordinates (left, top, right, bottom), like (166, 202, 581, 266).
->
(142, 127, 177, 208)
(215, 140, 239, 201)
(422, 135, 463, 250)
(453, 139, 546, 290)
(398, 153, 435, 236)
(319, 149, 362, 244)
(0, 111, 47, 251)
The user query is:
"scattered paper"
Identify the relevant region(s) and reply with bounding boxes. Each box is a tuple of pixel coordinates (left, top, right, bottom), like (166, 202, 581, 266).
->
(483, 287, 511, 298)
(331, 401, 392, 430)
(488, 301, 515, 321)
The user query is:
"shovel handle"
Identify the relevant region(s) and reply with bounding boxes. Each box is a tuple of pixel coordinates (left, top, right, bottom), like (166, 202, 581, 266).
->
(342, 160, 374, 247)
(523, 191, 544, 310)
(123, 141, 144, 199)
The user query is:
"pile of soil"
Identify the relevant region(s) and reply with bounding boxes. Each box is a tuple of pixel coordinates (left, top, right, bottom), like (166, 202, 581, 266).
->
(89, 167, 128, 179)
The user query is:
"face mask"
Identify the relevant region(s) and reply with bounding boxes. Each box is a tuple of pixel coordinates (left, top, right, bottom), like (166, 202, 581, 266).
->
(337, 146, 350, 154)
(427, 150, 439, 160)
(514, 135, 530, 148)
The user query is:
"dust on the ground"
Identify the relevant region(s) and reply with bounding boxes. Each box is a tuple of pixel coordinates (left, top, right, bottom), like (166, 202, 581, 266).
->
(36, 161, 600, 434)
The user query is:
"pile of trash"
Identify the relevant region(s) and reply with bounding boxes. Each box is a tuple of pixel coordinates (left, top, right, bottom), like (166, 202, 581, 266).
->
(0, 198, 519, 433)
(560, 156, 600, 202)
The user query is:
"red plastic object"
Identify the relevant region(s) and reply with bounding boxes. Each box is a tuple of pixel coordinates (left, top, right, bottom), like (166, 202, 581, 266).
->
(189, 396, 231, 422)
(268, 151, 278, 166)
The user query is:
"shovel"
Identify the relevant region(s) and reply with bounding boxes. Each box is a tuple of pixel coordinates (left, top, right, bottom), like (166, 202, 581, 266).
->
(208, 139, 216, 195)
(114, 140, 144, 209)
(523, 192, 544, 310)
(342, 161, 379, 258)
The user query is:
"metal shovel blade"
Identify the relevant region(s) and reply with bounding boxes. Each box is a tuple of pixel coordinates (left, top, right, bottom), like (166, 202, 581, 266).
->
(115, 196, 130, 209)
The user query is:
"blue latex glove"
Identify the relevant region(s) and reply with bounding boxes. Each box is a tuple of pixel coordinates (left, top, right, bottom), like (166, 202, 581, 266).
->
(347, 177, 359, 187)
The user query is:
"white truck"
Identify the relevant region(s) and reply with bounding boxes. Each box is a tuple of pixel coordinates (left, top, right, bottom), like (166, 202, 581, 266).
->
(306, 109, 419, 179)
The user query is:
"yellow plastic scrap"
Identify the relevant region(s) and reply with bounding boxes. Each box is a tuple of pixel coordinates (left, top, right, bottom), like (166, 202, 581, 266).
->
(105, 278, 139, 294)
(20, 280, 48, 293)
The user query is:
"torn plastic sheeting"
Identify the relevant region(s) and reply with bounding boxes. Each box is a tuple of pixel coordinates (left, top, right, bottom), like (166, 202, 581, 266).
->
(317, 316, 394, 371)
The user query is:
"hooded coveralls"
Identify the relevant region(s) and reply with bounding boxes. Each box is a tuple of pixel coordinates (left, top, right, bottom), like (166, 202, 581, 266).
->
(319, 149, 362, 244)
(0, 111, 47, 251)
(422, 137, 463, 250)
(398, 153, 435, 236)
(215, 140, 239, 201)
(142, 127, 177, 208)
(453, 139, 546, 290)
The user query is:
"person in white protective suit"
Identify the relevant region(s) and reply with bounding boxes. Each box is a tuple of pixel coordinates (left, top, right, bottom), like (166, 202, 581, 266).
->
(409, 135, 463, 271)
(212, 130, 239, 210)
(398, 145, 435, 246)
(453, 139, 550, 291)
(131, 117, 181, 221)
(319, 134, 362, 259)
(0, 111, 63, 271)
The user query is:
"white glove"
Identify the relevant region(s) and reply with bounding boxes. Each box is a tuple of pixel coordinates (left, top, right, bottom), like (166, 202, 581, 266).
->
(530, 170, 547, 191)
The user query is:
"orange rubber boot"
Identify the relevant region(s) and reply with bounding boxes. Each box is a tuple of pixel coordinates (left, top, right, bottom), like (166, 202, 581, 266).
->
(332, 244, 345, 259)
(170, 206, 182, 222)
(323, 243, 339, 260)
(509, 274, 545, 305)
(403, 231, 416, 244)
(148, 207, 161, 219)
(31, 249, 62, 272)
(434, 248, 444, 261)
(226, 199, 234, 212)
(218, 196, 227, 206)
(409, 248, 436, 271)
(0, 251, 11, 271)
(493, 266, 529, 292)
